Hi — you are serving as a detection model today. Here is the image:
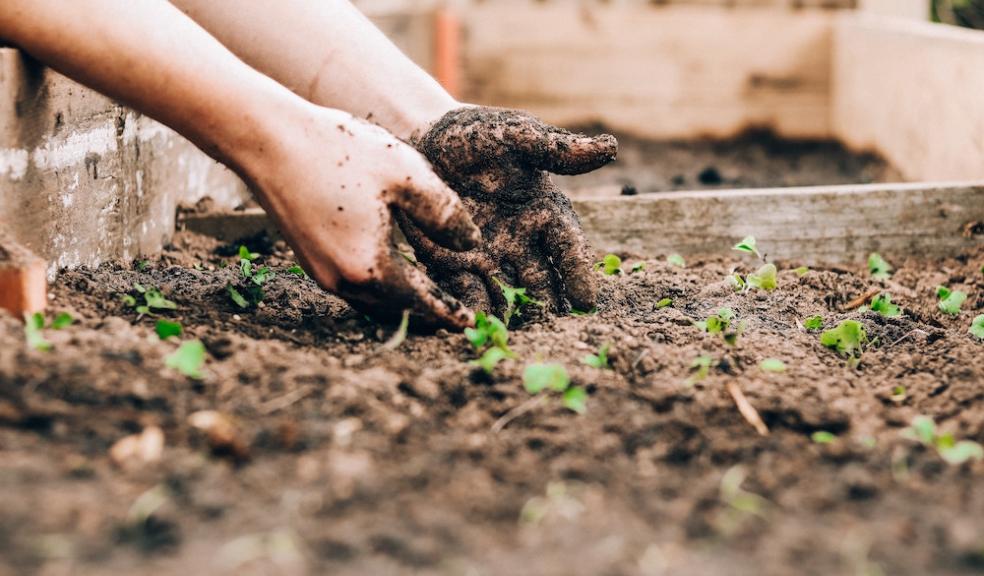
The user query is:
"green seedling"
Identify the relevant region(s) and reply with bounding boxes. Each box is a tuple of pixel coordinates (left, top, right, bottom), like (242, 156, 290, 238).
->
(472, 346, 511, 374)
(595, 253, 623, 276)
(820, 320, 868, 361)
(165, 340, 206, 380)
(716, 465, 771, 536)
(581, 343, 610, 369)
(631, 262, 646, 273)
(380, 309, 410, 352)
(229, 248, 274, 309)
(811, 431, 837, 444)
(286, 264, 308, 278)
(154, 319, 183, 340)
(936, 285, 967, 315)
(902, 415, 984, 466)
(686, 355, 713, 386)
(123, 283, 178, 317)
(891, 385, 907, 403)
(794, 266, 810, 277)
(495, 278, 543, 325)
(733, 236, 762, 259)
(465, 312, 509, 352)
(24, 312, 51, 351)
(523, 363, 586, 414)
(24, 311, 75, 351)
(667, 254, 686, 268)
(696, 307, 744, 346)
(867, 253, 892, 279)
(746, 263, 777, 291)
(51, 312, 74, 330)
(803, 315, 824, 331)
(656, 297, 673, 309)
(759, 358, 786, 373)
(869, 293, 901, 317)
(971, 314, 984, 340)
(136, 259, 150, 271)
(728, 273, 746, 292)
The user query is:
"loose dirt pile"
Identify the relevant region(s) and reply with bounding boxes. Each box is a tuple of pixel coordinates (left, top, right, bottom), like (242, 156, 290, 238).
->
(0, 231, 981, 576)
(554, 129, 903, 195)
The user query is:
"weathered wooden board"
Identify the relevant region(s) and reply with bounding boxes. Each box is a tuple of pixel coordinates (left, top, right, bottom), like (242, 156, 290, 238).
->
(833, 15, 984, 182)
(460, 3, 835, 140)
(181, 183, 984, 266)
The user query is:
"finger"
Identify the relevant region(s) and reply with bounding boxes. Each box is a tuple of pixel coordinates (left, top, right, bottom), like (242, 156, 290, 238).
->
(541, 194, 599, 311)
(388, 171, 481, 252)
(512, 252, 560, 314)
(500, 114, 618, 175)
(338, 252, 475, 330)
(442, 271, 493, 315)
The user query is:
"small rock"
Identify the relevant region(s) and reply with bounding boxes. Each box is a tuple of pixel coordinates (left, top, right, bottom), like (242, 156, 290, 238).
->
(188, 411, 249, 463)
(110, 426, 164, 469)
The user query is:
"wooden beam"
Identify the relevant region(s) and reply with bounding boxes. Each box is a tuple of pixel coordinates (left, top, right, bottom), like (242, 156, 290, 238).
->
(179, 182, 984, 266)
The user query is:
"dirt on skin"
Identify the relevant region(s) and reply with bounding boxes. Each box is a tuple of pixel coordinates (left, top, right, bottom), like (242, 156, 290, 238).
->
(554, 128, 904, 196)
(1, 230, 983, 576)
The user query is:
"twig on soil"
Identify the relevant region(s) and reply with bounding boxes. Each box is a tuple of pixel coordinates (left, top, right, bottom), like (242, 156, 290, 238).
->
(490, 395, 548, 434)
(841, 287, 882, 312)
(257, 385, 313, 415)
(891, 329, 928, 347)
(726, 380, 769, 436)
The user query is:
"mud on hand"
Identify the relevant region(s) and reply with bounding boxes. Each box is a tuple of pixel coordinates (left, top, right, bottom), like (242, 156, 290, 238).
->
(400, 106, 618, 318)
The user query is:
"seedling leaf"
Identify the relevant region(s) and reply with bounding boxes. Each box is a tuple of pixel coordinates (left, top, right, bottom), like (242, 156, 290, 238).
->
(154, 319, 183, 340)
(472, 346, 511, 374)
(759, 358, 786, 373)
(728, 273, 745, 292)
(143, 287, 177, 311)
(667, 254, 686, 268)
(631, 262, 646, 273)
(656, 298, 673, 309)
(595, 254, 623, 276)
(570, 308, 597, 317)
(733, 236, 761, 259)
(51, 312, 74, 330)
(746, 263, 777, 291)
(811, 431, 836, 444)
(562, 386, 588, 414)
(820, 320, 868, 359)
(465, 312, 509, 351)
(936, 286, 966, 315)
(23, 312, 51, 351)
(494, 278, 543, 324)
(286, 264, 308, 278)
(686, 355, 713, 385)
(238, 245, 259, 261)
(581, 344, 610, 369)
(165, 340, 206, 380)
(523, 363, 570, 394)
(869, 293, 901, 318)
(228, 286, 249, 309)
(803, 315, 823, 331)
(380, 309, 410, 351)
(794, 266, 810, 277)
(868, 253, 892, 279)
(939, 441, 984, 465)
(903, 415, 937, 445)
(971, 314, 984, 340)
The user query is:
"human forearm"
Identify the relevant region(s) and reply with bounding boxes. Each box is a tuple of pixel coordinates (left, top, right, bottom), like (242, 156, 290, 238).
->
(169, 0, 458, 139)
(0, 0, 301, 178)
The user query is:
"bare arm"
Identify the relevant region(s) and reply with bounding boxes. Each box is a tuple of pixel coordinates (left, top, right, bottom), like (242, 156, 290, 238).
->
(0, 0, 479, 328)
(169, 0, 458, 139)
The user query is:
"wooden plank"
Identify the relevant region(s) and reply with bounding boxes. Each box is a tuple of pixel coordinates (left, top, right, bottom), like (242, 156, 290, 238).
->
(179, 183, 984, 266)
(460, 3, 835, 140)
(833, 15, 984, 182)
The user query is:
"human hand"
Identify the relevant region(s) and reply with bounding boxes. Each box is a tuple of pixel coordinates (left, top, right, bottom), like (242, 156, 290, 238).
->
(249, 106, 480, 329)
(402, 106, 617, 317)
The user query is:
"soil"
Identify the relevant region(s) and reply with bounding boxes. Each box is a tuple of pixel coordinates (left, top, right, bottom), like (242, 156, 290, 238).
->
(1, 231, 983, 576)
(554, 129, 904, 195)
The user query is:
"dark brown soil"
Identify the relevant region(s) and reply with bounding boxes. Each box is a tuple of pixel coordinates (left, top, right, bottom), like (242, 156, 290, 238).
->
(1, 231, 982, 576)
(554, 129, 903, 195)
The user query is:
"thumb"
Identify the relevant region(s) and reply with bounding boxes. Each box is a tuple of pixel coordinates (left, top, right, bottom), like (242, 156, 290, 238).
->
(388, 170, 481, 252)
(531, 129, 618, 176)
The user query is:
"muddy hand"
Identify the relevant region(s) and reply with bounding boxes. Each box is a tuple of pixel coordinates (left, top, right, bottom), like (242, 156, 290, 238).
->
(249, 106, 480, 329)
(403, 106, 617, 316)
